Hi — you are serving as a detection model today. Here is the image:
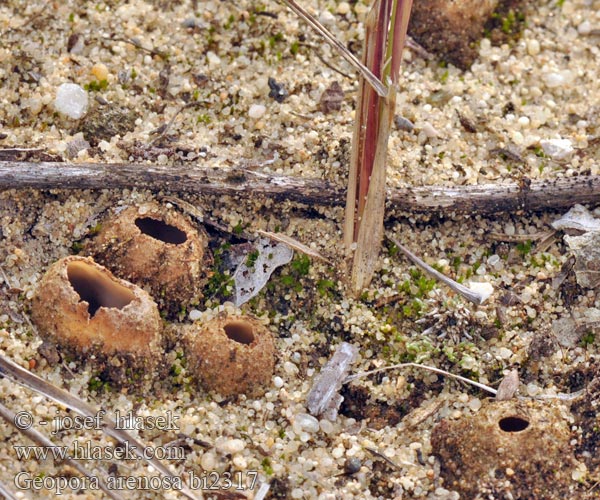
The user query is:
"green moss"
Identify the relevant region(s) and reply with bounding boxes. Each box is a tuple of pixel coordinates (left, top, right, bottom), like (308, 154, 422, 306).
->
(316, 278, 336, 297)
(246, 249, 260, 268)
(409, 268, 436, 298)
(261, 457, 274, 475)
(516, 239, 533, 257)
(224, 14, 235, 29)
(581, 331, 595, 347)
(84, 79, 109, 92)
(291, 254, 310, 276)
(232, 220, 245, 235)
(204, 242, 234, 298)
(88, 223, 102, 235)
(71, 241, 84, 254)
(88, 375, 110, 393)
(268, 33, 284, 49)
(290, 41, 300, 55)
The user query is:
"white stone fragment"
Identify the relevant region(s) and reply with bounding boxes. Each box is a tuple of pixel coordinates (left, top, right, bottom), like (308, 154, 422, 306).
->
(551, 204, 600, 233)
(293, 413, 320, 434)
(577, 21, 592, 35)
(540, 138, 574, 160)
(336, 2, 350, 15)
(542, 70, 574, 88)
(188, 309, 202, 321)
(318, 10, 335, 25)
(248, 104, 266, 119)
(220, 438, 246, 454)
(307, 342, 359, 420)
(422, 122, 440, 138)
(206, 51, 221, 68)
(54, 83, 88, 119)
(526, 38, 540, 56)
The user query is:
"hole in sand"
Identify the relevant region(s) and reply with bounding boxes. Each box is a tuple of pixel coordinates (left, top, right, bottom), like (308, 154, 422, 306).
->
(135, 217, 187, 244)
(498, 416, 530, 433)
(224, 321, 255, 345)
(67, 261, 135, 317)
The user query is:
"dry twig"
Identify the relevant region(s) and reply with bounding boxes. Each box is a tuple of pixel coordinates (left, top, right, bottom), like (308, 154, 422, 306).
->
(2, 162, 600, 217)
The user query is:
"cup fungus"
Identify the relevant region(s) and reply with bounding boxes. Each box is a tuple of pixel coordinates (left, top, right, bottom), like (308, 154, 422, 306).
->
(431, 399, 580, 499)
(183, 314, 275, 397)
(31, 256, 163, 384)
(85, 202, 210, 314)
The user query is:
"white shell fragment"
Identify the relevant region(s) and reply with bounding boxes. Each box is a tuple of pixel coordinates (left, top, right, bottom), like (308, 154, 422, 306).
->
(551, 204, 600, 233)
(233, 238, 293, 306)
(540, 138, 574, 160)
(307, 342, 359, 420)
(54, 83, 89, 119)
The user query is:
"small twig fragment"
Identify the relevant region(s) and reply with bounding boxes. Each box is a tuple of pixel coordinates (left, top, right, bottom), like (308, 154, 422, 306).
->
(345, 362, 498, 396)
(390, 237, 492, 305)
(257, 230, 328, 262)
(280, 0, 387, 97)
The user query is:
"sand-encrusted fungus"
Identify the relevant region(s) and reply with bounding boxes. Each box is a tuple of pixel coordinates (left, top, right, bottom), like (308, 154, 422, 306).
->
(30, 256, 163, 385)
(183, 313, 274, 397)
(85, 202, 210, 314)
(431, 399, 580, 499)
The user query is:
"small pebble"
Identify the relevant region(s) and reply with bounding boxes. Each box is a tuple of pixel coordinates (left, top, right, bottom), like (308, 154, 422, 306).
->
(273, 376, 284, 388)
(540, 138, 574, 160)
(542, 70, 573, 88)
(206, 51, 221, 68)
(189, 309, 202, 321)
(336, 2, 351, 15)
(293, 413, 320, 434)
(394, 115, 415, 132)
(422, 122, 440, 138)
(526, 39, 540, 56)
(91, 63, 109, 82)
(343, 457, 362, 474)
(248, 104, 266, 119)
(220, 438, 245, 454)
(54, 83, 89, 120)
(577, 21, 592, 35)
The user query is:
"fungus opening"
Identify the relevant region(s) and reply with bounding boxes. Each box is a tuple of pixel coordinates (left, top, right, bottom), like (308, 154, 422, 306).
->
(224, 321, 255, 345)
(498, 416, 530, 433)
(67, 261, 135, 317)
(135, 217, 187, 244)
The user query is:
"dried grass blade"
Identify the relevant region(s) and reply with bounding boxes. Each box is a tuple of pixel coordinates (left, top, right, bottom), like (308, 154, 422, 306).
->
(257, 229, 329, 262)
(390, 237, 490, 305)
(281, 0, 387, 97)
(0, 354, 203, 500)
(0, 479, 18, 500)
(0, 401, 124, 500)
(345, 361, 497, 395)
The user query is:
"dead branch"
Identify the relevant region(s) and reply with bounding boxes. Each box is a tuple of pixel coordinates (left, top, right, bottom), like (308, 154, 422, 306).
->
(1, 161, 600, 216)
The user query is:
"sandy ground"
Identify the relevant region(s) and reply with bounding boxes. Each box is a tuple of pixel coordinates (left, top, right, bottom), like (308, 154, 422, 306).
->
(1, 0, 600, 499)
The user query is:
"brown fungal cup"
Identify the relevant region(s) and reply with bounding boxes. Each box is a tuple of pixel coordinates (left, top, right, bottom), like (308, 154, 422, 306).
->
(431, 399, 580, 499)
(184, 314, 275, 397)
(85, 202, 210, 314)
(31, 256, 163, 383)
